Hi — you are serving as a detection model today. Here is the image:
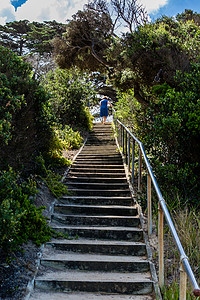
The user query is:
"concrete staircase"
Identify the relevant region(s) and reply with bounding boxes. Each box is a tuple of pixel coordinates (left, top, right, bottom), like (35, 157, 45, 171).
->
(29, 123, 156, 300)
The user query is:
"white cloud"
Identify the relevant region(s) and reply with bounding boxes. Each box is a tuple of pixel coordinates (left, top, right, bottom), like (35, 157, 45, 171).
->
(141, 0, 169, 14)
(0, 0, 169, 26)
(0, 16, 7, 25)
(15, 0, 87, 23)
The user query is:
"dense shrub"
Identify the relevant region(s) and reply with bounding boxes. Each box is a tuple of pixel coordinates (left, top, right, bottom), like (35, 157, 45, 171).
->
(140, 65, 200, 204)
(114, 64, 200, 206)
(0, 45, 53, 171)
(43, 67, 94, 131)
(0, 168, 52, 252)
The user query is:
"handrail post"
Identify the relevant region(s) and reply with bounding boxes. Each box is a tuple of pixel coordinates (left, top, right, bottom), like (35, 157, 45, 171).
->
(147, 172, 152, 235)
(122, 127, 125, 154)
(125, 130, 128, 164)
(180, 261, 187, 300)
(158, 202, 164, 288)
(128, 135, 130, 172)
(132, 139, 135, 184)
(138, 148, 142, 192)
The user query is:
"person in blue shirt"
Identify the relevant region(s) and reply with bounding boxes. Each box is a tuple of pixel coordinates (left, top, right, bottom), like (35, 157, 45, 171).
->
(99, 96, 112, 124)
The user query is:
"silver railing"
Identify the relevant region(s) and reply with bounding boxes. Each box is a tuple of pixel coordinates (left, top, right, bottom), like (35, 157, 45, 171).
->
(113, 117, 200, 299)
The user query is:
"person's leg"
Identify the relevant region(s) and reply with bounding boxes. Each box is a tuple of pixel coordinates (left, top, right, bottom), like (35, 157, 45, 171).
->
(103, 116, 106, 124)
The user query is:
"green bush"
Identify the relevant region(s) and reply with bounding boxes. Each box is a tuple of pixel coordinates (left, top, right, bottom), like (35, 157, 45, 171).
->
(0, 45, 55, 171)
(43, 67, 94, 130)
(35, 154, 69, 198)
(0, 168, 52, 252)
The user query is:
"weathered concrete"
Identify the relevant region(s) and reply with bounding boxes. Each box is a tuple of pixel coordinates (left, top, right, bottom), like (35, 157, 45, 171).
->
(28, 123, 156, 299)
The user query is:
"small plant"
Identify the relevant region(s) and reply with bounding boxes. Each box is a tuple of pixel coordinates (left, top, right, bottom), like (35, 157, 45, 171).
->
(35, 154, 69, 198)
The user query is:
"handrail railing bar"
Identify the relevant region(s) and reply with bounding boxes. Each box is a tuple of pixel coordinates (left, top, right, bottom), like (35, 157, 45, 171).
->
(114, 118, 200, 294)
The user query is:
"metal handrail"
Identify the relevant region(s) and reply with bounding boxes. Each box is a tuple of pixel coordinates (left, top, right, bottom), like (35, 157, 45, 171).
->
(113, 116, 200, 298)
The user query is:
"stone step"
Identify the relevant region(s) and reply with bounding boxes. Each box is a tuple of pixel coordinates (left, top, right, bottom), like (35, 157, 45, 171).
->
(59, 195, 133, 206)
(52, 213, 140, 227)
(65, 177, 127, 183)
(69, 168, 126, 173)
(82, 145, 116, 148)
(80, 148, 118, 153)
(34, 271, 153, 295)
(71, 164, 125, 170)
(72, 160, 123, 165)
(75, 157, 123, 162)
(80, 150, 117, 154)
(47, 239, 147, 256)
(52, 225, 143, 241)
(66, 188, 131, 197)
(85, 142, 116, 145)
(40, 254, 150, 273)
(64, 182, 129, 190)
(77, 154, 122, 158)
(29, 291, 154, 299)
(87, 136, 114, 140)
(54, 204, 137, 216)
(68, 172, 127, 178)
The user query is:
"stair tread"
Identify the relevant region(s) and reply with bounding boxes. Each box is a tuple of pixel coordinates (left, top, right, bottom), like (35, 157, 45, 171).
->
(60, 196, 132, 199)
(30, 292, 154, 300)
(51, 225, 142, 231)
(35, 270, 152, 282)
(53, 213, 139, 219)
(55, 204, 136, 209)
(41, 254, 148, 262)
(47, 238, 145, 246)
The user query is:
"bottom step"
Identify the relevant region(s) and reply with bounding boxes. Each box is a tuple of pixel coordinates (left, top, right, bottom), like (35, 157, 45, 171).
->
(29, 292, 154, 299)
(34, 271, 153, 295)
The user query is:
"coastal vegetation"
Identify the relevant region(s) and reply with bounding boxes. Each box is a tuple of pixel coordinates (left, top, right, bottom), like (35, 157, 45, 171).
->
(0, 2, 199, 298)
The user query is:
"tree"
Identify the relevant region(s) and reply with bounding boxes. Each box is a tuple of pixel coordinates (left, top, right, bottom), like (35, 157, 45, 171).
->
(0, 20, 30, 55)
(53, 0, 147, 72)
(0, 20, 66, 56)
(111, 0, 148, 33)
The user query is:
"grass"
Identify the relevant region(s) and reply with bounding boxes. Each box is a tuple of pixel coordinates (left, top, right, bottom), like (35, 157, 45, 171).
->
(162, 205, 200, 299)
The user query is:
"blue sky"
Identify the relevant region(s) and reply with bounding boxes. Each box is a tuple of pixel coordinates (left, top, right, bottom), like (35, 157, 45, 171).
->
(149, 0, 200, 21)
(0, 0, 200, 25)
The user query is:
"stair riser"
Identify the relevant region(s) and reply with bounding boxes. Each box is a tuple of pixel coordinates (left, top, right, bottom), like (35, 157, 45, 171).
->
(66, 190, 130, 197)
(53, 228, 143, 241)
(64, 184, 129, 190)
(71, 165, 124, 169)
(41, 260, 150, 273)
(52, 215, 140, 227)
(65, 178, 127, 183)
(35, 280, 153, 295)
(54, 206, 137, 216)
(72, 162, 123, 165)
(77, 152, 122, 157)
(59, 198, 133, 206)
(70, 169, 125, 173)
(47, 243, 147, 256)
(65, 189, 130, 197)
(68, 173, 126, 178)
